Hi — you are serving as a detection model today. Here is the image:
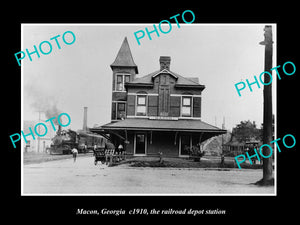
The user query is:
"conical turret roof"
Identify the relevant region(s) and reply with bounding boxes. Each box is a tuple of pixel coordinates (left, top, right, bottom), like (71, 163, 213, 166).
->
(110, 37, 138, 73)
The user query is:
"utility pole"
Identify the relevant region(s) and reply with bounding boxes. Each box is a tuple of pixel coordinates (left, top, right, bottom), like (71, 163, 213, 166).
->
(221, 117, 225, 167)
(222, 117, 225, 152)
(259, 25, 273, 185)
(83, 107, 88, 131)
(37, 110, 41, 153)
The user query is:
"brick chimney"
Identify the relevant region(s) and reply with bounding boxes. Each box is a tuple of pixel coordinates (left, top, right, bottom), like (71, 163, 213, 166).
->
(83, 107, 88, 131)
(159, 56, 171, 70)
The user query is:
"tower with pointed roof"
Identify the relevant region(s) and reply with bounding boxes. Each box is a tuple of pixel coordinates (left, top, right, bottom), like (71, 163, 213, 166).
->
(110, 37, 138, 122)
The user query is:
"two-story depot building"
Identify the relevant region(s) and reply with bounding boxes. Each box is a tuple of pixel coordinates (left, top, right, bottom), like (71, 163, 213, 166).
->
(91, 37, 226, 157)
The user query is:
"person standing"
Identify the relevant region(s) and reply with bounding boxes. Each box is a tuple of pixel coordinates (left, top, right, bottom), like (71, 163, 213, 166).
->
(84, 144, 87, 154)
(93, 144, 97, 155)
(118, 144, 124, 161)
(220, 153, 225, 167)
(71, 147, 78, 162)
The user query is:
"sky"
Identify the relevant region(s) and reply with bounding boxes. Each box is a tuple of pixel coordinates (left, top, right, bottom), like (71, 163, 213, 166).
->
(22, 24, 277, 132)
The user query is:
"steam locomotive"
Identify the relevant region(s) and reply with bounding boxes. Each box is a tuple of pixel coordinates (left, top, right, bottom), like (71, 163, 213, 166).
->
(49, 126, 107, 155)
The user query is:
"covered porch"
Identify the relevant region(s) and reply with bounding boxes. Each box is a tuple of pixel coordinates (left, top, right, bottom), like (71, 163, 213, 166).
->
(90, 118, 227, 157)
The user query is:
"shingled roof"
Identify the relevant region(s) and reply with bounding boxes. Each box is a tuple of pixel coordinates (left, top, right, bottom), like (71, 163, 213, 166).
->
(126, 69, 205, 89)
(90, 118, 226, 142)
(110, 37, 138, 73)
(100, 118, 225, 133)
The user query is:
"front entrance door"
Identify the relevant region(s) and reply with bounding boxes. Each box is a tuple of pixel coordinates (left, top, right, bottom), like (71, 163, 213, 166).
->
(135, 133, 146, 155)
(180, 135, 191, 156)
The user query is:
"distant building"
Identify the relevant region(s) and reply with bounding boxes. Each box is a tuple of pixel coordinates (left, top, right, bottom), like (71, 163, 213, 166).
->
(91, 37, 226, 157)
(223, 134, 262, 157)
(223, 120, 264, 157)
(23, 120, 56, 153)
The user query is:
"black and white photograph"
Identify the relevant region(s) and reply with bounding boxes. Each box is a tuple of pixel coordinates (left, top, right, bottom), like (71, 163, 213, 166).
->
(21, 24, 277, 195)
(4, 5, 298, 221)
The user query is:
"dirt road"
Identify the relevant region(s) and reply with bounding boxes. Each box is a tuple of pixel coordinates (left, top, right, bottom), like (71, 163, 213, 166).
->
(23, 156, 275, 195)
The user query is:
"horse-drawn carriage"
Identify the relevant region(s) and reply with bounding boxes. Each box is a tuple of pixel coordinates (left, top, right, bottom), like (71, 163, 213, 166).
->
(93, 143, 126, 166)
(93, 148, 106, 165)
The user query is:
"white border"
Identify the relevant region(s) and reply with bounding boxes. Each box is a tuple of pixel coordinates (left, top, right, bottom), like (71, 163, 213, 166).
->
(21, 25, 24, 195)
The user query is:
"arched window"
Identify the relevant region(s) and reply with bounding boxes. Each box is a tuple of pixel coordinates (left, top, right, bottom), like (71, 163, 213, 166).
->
(136, 91, 148, 94)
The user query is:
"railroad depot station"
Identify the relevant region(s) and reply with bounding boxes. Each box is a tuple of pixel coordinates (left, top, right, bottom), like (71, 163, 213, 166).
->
(91, 37, 226, 157)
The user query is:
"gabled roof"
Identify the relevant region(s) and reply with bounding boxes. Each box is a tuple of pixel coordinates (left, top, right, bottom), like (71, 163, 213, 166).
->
(152, 69, 178, 79)
(110, 37, 138, 73)
(186, 77, 199, 83)
(128, 70, 158, 84)
(127, 69, 205, 90)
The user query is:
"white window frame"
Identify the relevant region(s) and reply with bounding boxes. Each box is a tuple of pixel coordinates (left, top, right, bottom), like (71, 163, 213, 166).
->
(114, 73, 131, 92)
(135, 94, 148, 117)
(180, 95, 193, 118)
